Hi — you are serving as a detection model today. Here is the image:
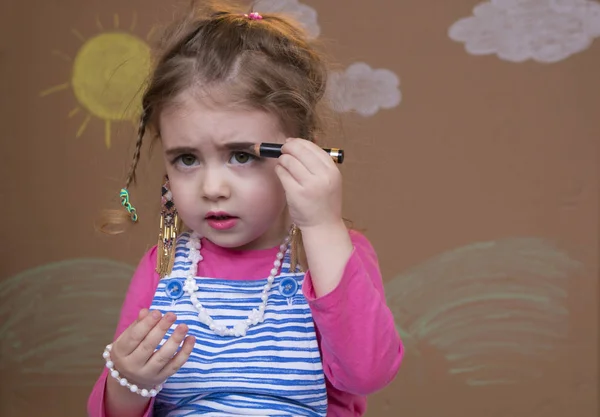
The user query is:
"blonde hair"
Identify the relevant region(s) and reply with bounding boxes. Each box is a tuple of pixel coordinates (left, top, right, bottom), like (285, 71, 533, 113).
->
(99, 0, 340, 270)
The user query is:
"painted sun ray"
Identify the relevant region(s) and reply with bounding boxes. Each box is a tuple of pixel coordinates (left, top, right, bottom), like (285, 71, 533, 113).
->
(130, 12, 138, 32)
(114, 13, 119, 29)
(146, 26, 157, 41)
(105, 120, 111, 148)
(39, 83, 69, 97)
(71, 28, 85, 43)
(68, 107, 80, 118)
(76, 114, 92, 138)
(51, 50, 72, 62)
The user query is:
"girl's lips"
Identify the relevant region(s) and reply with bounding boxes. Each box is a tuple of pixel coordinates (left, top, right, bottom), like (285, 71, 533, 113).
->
(205, 211, 235, 219)
(206, 217, 238, 230)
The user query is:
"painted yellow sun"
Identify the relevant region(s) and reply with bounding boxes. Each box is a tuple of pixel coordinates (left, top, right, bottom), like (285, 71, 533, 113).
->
(40, 13, 152, 148)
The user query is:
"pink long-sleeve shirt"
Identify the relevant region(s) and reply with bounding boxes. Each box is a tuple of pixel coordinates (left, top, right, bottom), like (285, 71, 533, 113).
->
(88, 230, 403, 416)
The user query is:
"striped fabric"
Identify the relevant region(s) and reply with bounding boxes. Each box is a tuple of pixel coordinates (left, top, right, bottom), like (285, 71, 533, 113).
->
(149, 232, 328, 416)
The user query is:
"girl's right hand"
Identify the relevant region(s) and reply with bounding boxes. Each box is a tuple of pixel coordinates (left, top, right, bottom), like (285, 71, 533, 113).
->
(109, 308, 195, 389)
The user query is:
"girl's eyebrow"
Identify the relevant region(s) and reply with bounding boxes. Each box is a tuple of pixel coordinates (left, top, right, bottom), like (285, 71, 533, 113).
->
(164, 146, 197, 157)
(220, 141, 256, 150)
(164, 142, 257, 157)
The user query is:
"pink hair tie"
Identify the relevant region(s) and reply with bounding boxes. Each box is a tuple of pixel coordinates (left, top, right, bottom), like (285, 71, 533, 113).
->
(244, 12, 263, 20)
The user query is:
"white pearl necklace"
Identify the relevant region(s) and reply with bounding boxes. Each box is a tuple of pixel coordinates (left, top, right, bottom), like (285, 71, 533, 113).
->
(182, 231, 291, 337)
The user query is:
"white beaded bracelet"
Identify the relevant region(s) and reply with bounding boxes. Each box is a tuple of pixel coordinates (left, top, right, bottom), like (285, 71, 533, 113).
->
(103, 344, 163, 398)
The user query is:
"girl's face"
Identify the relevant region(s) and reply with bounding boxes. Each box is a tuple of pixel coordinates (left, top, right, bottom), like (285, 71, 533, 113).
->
(159, 91, 290, 250)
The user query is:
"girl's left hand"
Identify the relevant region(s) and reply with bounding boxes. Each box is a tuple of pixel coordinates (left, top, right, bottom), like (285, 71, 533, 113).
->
(274, 138, 343, 230)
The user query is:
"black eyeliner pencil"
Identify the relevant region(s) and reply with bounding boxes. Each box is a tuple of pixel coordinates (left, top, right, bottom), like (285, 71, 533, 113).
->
(250, 143, 344, 164)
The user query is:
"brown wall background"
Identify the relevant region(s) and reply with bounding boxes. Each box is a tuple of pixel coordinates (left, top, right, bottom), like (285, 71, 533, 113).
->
(1, 0, 598, 416)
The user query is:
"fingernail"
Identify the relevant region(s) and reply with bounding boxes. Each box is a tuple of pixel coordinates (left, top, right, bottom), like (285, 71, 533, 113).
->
(152, 310, 161, 319)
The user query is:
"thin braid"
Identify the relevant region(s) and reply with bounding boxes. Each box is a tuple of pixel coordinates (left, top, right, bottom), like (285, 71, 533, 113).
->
(118, 108, 150, 223)
(125, 109, 149, 188)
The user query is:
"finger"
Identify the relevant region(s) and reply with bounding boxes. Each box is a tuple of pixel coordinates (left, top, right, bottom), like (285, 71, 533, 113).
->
(130, 311, 178, 363)
(138, 308, 150, 321)
(304, 141, 340, 169)
(146, 323, 190, 373)
(157, 334, 196, 381)
(274, 163, 303, 195)
(117, 309, 163, 356)
(282, 139, 331, 174)
(276, 154, 310, 186)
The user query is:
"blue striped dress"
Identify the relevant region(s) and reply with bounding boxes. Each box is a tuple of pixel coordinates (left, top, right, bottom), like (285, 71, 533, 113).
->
(149, 232, 328, 416)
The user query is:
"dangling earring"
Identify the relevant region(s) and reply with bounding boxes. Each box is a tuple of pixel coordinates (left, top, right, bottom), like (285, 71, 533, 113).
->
(289, 224, 305, 272)
(156, 175, 180, 278)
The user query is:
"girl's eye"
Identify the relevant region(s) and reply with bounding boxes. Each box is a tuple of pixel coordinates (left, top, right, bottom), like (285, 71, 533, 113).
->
(179, 154, 197, 166)
(230, 152, 255, 165)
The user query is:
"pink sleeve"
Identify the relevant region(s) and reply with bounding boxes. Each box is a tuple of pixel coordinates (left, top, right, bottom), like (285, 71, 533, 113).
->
(302, 230, 404, 396)
(87, 246, 160, 417)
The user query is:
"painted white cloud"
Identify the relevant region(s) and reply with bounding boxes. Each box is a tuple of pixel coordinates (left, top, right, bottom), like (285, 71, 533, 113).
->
(254, 0, 320, 38)
(326, 62, 401, 117)
(254, 2, 402, 116)
(448, 0, 600, 63)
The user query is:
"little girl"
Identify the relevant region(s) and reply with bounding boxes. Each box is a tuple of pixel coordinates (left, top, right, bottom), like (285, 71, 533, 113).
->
(88, 2, 403, 416)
